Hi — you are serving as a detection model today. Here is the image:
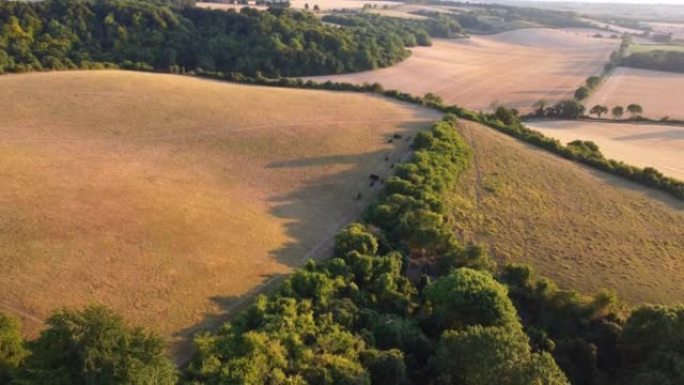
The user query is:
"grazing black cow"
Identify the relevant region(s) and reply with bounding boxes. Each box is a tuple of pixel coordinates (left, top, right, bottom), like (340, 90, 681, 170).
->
(388, 139, 393, 144)
(369, 174, 380, 181)
(392, 133, 403, 139)
(384, 156, 390, 161)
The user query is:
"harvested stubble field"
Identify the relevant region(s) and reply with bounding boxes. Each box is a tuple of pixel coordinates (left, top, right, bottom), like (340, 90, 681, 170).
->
(309, 28, 619, 112)
(450, 121, 684, 305)
(525, 120, 684, 180)
(585, 67, 684, 121)
(0, 70, 439, 352)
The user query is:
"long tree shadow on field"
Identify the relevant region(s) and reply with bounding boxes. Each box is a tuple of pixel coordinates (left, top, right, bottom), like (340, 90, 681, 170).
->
(615, 129, 684, 141)
(264, 121, 423, 269)
(171, 120, 427, 364)
(172, 272, 286, 364)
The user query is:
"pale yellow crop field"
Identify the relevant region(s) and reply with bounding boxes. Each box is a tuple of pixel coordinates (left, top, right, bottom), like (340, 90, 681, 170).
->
(585, 67, 684, 121)
(309, 28, 619, 112)
(0, 70, 439, 353)
(525, 120, 684, 180)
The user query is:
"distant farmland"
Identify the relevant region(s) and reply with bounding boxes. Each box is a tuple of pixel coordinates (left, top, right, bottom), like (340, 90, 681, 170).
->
(196, 0, 402, 11)
(0, 70, 439, 352)
(309, 28, 618, 112)
(525, 120, 684, 180)
(585, 67, 684, 120)
(450, 121, 684, 305)
(627, 43, 684, 54)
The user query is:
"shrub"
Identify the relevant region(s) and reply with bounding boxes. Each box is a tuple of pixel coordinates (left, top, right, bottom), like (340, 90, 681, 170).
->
(15, 306, 177, 385)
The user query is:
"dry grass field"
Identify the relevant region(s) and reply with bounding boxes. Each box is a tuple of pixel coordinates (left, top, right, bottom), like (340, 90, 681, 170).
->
(0, 70, 439, 353)
(585, 67, 684, 120)
(309, 28, 619, 112)
(450, 121, 684, 305)
(525, 120, 684, 180)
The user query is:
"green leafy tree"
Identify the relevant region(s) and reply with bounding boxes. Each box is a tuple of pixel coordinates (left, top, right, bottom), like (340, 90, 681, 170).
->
(494, 106, 519, 126)
(361, 349, 406, 385)
(627, 103, 644, 118)
(612, 105, 624, 119)
(432, 326, 569, 385)
(586, 76, 601, 89)
(620, 305, 684, 385)
(568, 140, 604, 160)
(548, 100, 585, 119)
(334, 223, 378, 257)
(533, 99, 547, 116)
(424, 268, 519, 331)
(589, 104, 608, 118)
(0, 313, 27, 384)
(423, 92, 443, 106)
(15, 306, 177, 385)
(574, 86, 590, 100)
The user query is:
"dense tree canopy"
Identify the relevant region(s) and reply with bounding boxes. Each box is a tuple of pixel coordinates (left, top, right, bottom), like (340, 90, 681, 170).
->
(621, 50, 684, 73)
(14, 306, 177, 385)
(433, 326, 568, 385)
(0, 0, 416, 76)
(323, 12, 463, 45)
(0, 314, 26, 384)
(620, 306, 684, 385)
(424, 269, 518, 331)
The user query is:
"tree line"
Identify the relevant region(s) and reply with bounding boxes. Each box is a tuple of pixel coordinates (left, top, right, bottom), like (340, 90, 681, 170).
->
(609, 35, 684, 74)
(322, 12, 464, 45)
(532, 99, 644, 121)
(0, 0, 418, 77)
(620, 50, 684, 73)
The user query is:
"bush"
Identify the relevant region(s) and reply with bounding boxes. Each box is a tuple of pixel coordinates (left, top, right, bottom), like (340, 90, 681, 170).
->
(0, 313, 26, 384)
(574, 86, 590, 100)
(15, 306, 177, 385)
(424, 268, 519, 331)
(335, 223, 379, 258)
